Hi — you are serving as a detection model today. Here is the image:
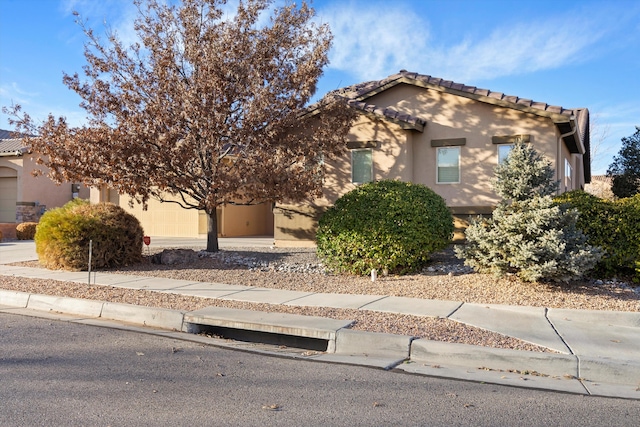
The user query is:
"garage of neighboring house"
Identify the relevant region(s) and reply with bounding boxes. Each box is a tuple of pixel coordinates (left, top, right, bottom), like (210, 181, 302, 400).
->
(0, 130, 25, 227)
(0, 167, 17, 222)
(0, 129, 90, 239)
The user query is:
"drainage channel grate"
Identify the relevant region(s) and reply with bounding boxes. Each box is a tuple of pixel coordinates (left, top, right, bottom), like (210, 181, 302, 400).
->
(187, 323, 330, 352)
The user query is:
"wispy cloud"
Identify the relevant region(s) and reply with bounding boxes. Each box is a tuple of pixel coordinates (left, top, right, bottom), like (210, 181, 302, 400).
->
(318, 2, 428, 81)
(319, 1, 617, 84)
(0, 82, 40, 110)
(60, 0, 140, 46)
(428, 17, 608, 82)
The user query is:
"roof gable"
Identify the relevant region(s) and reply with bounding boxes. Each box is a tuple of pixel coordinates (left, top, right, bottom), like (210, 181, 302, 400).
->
(339, 70, 581, 124)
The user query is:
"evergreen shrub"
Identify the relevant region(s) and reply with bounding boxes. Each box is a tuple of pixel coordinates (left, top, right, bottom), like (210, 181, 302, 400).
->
(35, 199, 144, 270)
(16, 222, 38, 240)
(556, 191, 640, 279)
(456, 142, 601, 282)
(316, 180, 453, 275)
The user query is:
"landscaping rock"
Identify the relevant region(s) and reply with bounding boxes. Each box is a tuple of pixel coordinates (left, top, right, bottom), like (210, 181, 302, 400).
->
(152, 249, 200, 265)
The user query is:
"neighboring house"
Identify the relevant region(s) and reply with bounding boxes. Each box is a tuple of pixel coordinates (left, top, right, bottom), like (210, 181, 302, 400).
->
(585, 175, 614, 200)
(274, 70, 591, 246)
(0, 129, 89, 238)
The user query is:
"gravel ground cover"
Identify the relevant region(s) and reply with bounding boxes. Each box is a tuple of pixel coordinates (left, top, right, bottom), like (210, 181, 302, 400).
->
(3, 245, 638, 353)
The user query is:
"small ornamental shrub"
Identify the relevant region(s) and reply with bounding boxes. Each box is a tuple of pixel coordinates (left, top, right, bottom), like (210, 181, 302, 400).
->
(316, 180, 453, 275)
(16, 222, 38, 240)
(35, 199, 144, 270)
(556, 191, 640, 279)
(456, 142, 601, 282)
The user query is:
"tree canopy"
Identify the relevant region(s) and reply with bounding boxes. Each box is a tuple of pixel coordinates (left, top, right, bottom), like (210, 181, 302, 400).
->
(607, 127, 640, 199)
(4, 0, 355, 251)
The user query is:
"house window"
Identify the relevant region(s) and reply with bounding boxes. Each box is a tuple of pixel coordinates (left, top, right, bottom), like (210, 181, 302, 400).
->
(565, 158, 572, 190)
(498, 144, 514, 164)
(437, 147, 460, 184)
(351, 148, 372, 184)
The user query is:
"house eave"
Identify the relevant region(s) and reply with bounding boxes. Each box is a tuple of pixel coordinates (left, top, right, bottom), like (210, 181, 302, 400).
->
(0, 150, 25, 157)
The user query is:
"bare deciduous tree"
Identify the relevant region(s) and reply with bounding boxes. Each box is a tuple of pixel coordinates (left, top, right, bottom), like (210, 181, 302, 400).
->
(4, 0, 354, 252)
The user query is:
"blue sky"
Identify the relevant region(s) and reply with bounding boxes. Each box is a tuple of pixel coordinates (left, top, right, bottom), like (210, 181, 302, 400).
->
(1, 0, 639, 175)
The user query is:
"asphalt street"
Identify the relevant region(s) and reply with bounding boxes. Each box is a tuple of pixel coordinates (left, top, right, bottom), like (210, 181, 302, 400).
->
(1, 313, 639, 426)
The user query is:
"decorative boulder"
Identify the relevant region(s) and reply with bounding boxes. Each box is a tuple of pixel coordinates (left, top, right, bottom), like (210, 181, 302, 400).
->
(151, 249, 200, 265)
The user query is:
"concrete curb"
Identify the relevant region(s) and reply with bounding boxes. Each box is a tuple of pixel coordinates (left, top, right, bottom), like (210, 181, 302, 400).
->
(0, 289, 30, 308)
(100, 302, 186, 331)
(27, 294, 104, 318)
(579, 355, 640, 386)
(315, 329, 415, 370)
(1, 289, 639, 399)
(409, 339, 578, 379)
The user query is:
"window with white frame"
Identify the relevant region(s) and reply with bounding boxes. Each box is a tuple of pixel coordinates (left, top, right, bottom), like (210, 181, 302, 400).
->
(351, 148, 372, 184)
(498, 144, 514, 164)
(437, 147, 460, 183)
(565, 158, 572, 190)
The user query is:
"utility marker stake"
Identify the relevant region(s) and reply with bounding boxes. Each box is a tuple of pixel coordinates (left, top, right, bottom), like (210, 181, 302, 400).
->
(88, 239, 92, 285)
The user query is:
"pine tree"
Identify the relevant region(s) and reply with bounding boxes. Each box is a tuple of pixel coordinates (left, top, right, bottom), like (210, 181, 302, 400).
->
(455, 142, 601, 282)
(607, 127, 640, 199)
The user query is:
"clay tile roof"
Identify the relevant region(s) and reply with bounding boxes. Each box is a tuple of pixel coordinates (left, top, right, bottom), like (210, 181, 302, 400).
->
(415, 74, 431, 84)
(347, 70, 580, 119)
(346, 100, 426, 132)
(325, 70, 583, 133)
(0, 129, 29, 156)
(531, 101, 548, 110)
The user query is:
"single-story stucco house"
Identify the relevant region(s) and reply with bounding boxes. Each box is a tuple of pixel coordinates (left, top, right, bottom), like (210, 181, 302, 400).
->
(89, 70, 591, 244)
(0, 129, 90, 239)
(274, 70, 591, 245)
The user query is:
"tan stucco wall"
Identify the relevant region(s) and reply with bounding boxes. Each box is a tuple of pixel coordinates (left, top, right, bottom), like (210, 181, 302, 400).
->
(117, 194, 202, 238)
(366, 84, 563, 207)
(275, 83, 583, 246)
(0, 155, 89, 223)
(219, 203, 274, 237)
(19, 155, 89, 207)
(92, 187, 273, 238)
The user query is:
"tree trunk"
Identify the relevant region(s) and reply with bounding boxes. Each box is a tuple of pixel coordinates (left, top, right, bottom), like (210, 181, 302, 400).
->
(206, 209, 219, 252)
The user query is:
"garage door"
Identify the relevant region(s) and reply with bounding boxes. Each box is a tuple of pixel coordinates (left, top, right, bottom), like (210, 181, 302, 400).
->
(0, 176, 17, 222)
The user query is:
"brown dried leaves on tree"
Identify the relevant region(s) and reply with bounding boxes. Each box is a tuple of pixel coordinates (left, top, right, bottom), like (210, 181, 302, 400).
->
(4, 0, 355, 251)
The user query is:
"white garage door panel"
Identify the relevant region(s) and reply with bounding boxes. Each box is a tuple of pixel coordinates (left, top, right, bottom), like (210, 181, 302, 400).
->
(0, 177, 17, 222)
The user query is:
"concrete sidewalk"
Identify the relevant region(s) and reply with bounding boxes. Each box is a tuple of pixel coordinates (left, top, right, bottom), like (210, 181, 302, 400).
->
(1, 239, 639, 399)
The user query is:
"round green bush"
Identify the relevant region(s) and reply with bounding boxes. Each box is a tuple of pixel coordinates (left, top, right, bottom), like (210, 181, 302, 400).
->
(316, 180, 454, 275)
(35, 199, 144, 270)
(16, 222, 38, 240)
(555, 190, 640, 279)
